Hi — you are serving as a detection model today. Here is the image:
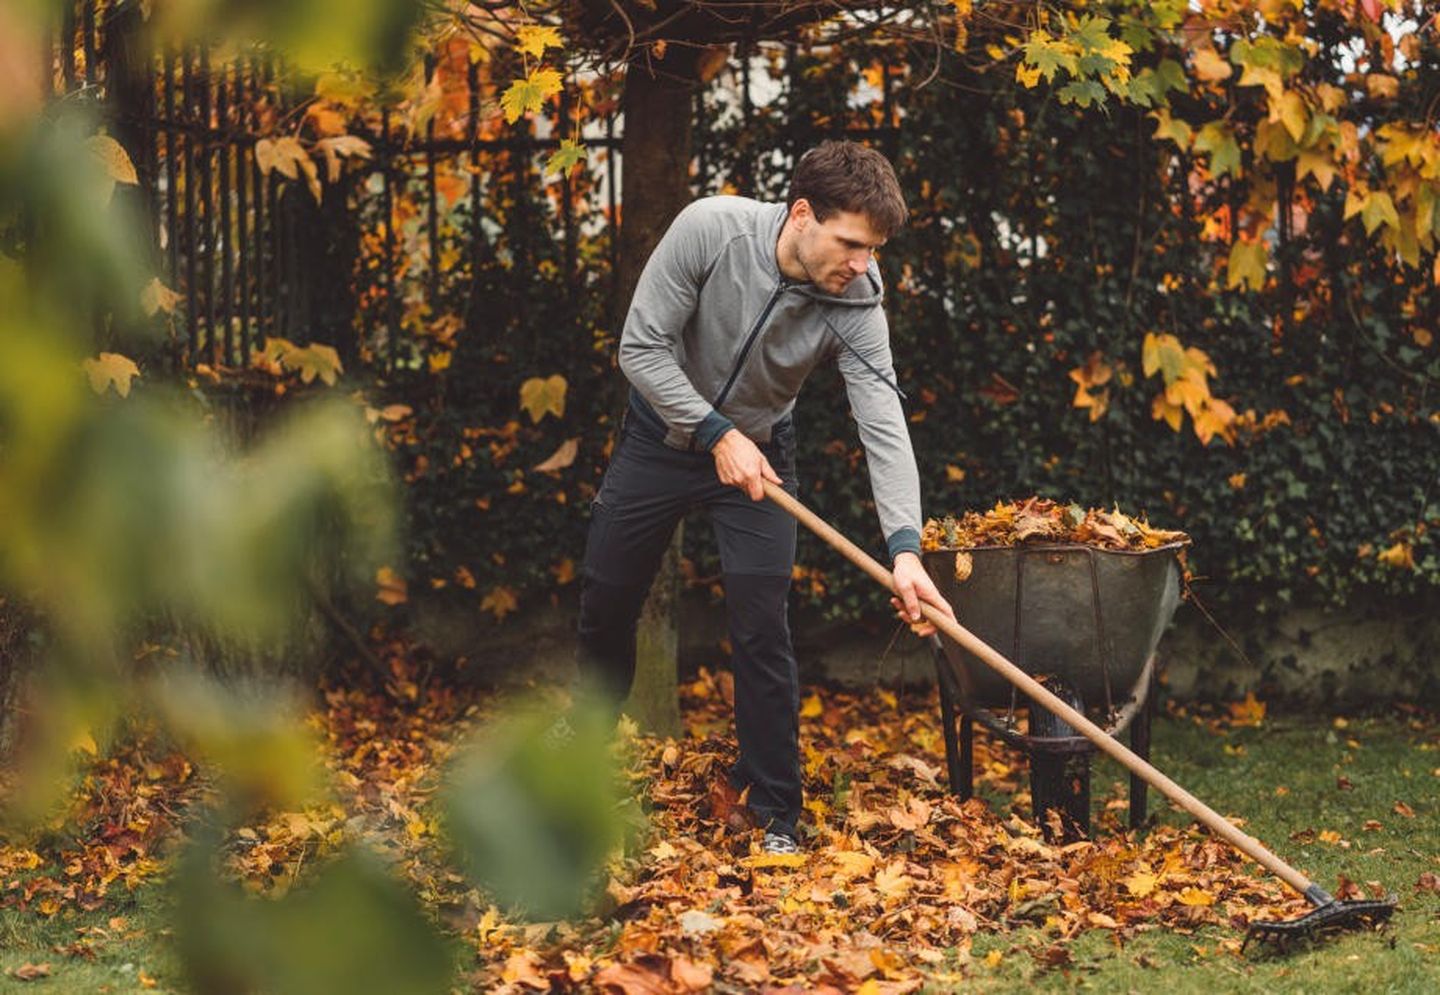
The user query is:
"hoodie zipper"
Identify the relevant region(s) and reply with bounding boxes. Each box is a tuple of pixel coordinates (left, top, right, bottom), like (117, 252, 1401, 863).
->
(711, 280, 789, 412)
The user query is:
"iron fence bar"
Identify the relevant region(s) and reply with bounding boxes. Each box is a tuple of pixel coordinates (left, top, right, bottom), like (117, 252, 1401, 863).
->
(466, 59, 481, 335)
(235, 61, 251, 363)
(267, 55, 286, 342)
(559, 81, 576, 281)
(251, 55, 270, 347)
(182, 49, 199, 360)
(82, 0, 95, 86)
(382, 106, 398, 370)
(217, 64, 235, 365)
(162, 48, 179, 309)
(60, 2, 76, 91)
(605, 111, 617, 275)
(425, 54, 440, 316)
(199, 46, 217, 361)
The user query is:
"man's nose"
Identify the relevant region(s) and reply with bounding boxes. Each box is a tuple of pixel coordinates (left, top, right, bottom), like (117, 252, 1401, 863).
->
(848, 252, 869, 273)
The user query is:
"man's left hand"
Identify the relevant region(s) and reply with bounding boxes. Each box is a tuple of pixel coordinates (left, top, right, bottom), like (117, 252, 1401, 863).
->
(888, 551, 955, 638)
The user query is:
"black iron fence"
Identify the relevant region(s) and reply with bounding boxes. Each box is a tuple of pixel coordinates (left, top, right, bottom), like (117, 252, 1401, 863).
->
(49, 3, 901, 375)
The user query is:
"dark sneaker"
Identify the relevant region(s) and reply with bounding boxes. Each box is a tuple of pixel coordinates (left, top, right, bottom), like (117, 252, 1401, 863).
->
(762, 831, 800, 855)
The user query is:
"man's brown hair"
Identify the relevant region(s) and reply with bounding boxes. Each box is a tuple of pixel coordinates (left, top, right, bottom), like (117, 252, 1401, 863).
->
(787, 140, 908, 238)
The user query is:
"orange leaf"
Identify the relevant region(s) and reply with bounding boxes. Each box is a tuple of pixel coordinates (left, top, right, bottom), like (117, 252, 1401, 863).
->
(375, 566, 408, 605)
(1227, 692, 1266, 727)
(481, 586, 519, 621)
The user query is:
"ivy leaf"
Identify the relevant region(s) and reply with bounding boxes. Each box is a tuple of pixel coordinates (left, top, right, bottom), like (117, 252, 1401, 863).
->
(519, 375, 567, 423)
(501, 68, 564, 124)
(82, 352, 141, 398)
(545, 138, 587, 177)
(1194, 121, 1242, 178)
(515, 24, 563, 60)
(1227, 239, 1268, 291)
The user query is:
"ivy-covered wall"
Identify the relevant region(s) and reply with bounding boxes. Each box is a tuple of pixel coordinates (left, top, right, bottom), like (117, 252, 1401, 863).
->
(376, 42, 1439, 693)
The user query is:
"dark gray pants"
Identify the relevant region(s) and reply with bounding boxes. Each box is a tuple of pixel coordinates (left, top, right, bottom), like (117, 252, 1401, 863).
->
(578, 399, 801, 837)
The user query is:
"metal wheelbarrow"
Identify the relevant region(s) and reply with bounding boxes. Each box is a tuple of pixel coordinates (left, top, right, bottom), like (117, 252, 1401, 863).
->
(922, 542, 1185, 839)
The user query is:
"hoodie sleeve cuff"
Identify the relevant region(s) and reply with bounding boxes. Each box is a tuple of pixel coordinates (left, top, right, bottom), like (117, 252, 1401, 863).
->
(693, 410, 736, 452)
(886, 527, 922, 563)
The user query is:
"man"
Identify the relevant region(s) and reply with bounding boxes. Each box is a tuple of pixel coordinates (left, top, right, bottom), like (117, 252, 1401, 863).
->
(577, 141, 954, 854)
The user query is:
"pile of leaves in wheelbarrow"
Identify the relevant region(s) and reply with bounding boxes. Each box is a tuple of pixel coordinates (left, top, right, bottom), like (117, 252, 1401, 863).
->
(922, 497, 1189, 552)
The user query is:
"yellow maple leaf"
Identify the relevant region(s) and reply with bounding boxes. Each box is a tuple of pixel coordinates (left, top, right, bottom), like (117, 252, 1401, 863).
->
(82, 352, 141, 398)
(1227, 238, 1268, 292)
(1177, 886, 1216, 906)
(1192, 48, 1232, 83)
(141, 277, 183, 316)
(501, 68, 564, 124)
(519, 374, 567, 423)
(799, 692, 824, 718)
(515, 24, 564, 60)
(481, 585, 519, 621)
(875, 860, 913, 900)
(1123, 869, 1158, 897)
(89, 134, 137, 186)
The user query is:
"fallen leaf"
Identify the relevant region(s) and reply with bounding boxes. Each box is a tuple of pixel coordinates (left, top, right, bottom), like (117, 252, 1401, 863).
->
(1393, 801, 1416, 818)
(10, 964, 51, 981)
(533, 437, 579, 472)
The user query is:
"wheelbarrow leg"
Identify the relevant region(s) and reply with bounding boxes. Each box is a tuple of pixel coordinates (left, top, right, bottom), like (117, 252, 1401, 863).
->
(1129, 663, 1156, 830)
(934, 640, 973, 800)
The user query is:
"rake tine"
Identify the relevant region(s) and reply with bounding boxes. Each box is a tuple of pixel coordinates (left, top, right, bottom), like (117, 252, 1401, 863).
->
(1243, 888, 1398, 950)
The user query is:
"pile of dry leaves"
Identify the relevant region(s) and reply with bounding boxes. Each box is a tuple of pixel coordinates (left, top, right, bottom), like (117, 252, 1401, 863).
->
(922, 497, 1189, 552)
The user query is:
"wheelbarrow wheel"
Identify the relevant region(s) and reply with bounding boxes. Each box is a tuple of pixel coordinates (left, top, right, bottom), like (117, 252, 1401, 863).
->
(1028, 679, 1091, 843)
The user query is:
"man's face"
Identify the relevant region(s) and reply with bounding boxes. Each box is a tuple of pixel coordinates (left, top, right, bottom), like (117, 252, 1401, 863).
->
(792, 203, 887, 294)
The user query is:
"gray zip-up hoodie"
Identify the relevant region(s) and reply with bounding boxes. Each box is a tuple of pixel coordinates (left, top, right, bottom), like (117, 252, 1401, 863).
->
(618, 195, 922, 560)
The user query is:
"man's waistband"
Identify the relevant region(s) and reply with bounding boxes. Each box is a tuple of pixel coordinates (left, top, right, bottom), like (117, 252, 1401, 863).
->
(626, 389, 791, 446)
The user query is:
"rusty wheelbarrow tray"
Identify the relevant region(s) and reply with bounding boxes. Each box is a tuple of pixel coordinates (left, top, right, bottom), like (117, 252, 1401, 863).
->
(921, 542, 1185, 836)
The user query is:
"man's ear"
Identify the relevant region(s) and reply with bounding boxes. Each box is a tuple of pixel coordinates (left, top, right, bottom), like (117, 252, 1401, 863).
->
(789, 198, 813, 228)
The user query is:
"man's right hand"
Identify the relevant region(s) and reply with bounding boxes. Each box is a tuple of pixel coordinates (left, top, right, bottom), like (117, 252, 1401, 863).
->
(712, 429, 781, 501)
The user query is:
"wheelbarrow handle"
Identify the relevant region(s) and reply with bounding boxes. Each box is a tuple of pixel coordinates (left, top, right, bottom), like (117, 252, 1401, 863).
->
(763, 480, 1320, 901)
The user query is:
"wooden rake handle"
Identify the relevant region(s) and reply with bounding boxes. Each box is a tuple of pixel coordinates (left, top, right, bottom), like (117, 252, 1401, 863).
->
(764, 480, 1318, 899)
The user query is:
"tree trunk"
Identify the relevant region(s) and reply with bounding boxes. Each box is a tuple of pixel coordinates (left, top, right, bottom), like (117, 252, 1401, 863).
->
(612, 57, 700, 738)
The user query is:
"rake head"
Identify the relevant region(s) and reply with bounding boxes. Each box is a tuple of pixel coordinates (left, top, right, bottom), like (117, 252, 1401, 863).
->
(1242, 885, 1397, 952)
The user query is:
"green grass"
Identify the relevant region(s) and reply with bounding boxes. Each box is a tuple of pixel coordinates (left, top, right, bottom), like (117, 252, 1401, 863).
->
(953, 709, 1440, 992)
(0, 883, 181, 993)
